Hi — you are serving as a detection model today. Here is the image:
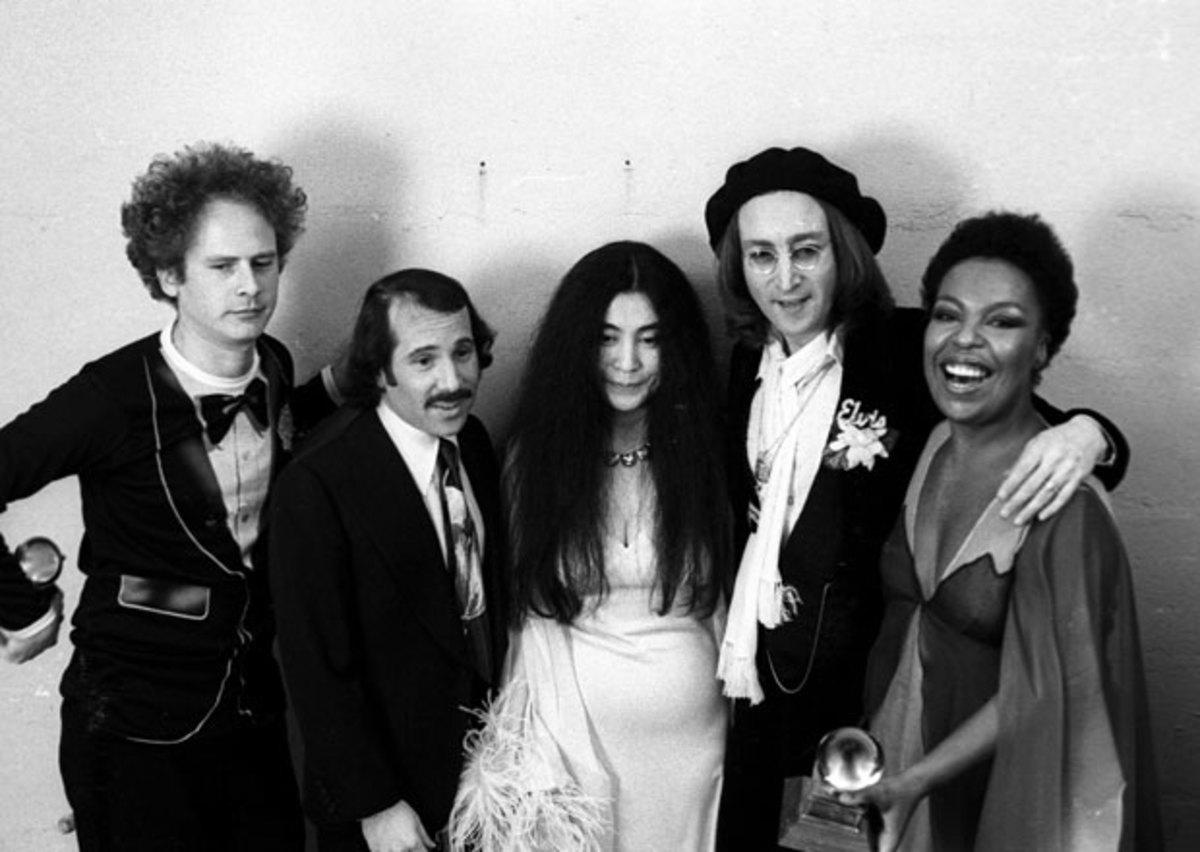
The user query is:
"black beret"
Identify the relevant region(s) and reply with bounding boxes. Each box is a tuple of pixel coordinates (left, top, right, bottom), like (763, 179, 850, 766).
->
(704, 146, 887, 254)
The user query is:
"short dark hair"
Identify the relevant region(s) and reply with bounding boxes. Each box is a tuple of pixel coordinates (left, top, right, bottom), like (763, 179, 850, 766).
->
(921, 211, 1077, 381)
(343, 268, 496, 408)
(121, 142, 308, 302)
(716, 196, 894, 346)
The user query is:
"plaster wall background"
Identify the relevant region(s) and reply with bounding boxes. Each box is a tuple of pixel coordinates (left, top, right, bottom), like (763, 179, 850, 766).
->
(1, 1, 1196, 848)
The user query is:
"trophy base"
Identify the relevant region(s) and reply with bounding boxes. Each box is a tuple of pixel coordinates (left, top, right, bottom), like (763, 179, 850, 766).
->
(778, 776, 872, 852)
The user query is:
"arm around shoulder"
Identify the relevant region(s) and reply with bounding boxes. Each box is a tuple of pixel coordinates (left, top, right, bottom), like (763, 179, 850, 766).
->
(1029, 397, 1129, 489)
(998, 402, 1129, 524)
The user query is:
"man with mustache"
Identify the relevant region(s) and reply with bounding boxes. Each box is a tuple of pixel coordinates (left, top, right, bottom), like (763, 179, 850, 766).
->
(0, 142, 318, 849)
(270, 269, 507, 852)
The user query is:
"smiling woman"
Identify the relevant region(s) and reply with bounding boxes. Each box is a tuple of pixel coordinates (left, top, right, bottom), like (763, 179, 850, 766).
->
(600, 291, 662, 416)
(851, 212, 1161, 851)
(705, 147, 1133, 850)
(924, 258, 1048, 430)
(451, 241, 732, 852)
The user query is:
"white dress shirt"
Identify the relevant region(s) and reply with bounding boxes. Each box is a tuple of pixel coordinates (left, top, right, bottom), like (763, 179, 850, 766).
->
(160, 324, 272, 568)
(375, 401, 486, 562)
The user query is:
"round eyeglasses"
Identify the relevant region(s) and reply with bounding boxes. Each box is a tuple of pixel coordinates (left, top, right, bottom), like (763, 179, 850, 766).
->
(743, 243, 828, 276)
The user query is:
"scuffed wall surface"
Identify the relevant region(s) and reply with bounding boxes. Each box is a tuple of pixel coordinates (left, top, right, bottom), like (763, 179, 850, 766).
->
(2, 1, 1196, 848)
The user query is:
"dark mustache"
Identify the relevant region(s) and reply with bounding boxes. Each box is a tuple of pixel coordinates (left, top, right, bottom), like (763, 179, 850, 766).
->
(426, 389, 473, 407)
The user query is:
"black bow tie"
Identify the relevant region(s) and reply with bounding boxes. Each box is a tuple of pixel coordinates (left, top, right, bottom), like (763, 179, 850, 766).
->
(198, 378, 268, 444)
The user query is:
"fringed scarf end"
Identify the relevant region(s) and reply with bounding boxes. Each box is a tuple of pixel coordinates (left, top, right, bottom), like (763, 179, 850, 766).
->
(717, 648, 765, 706)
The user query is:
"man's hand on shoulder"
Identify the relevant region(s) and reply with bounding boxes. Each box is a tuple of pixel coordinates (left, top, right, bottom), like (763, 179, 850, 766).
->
(997, 413, 1108, 524)
(0, 589, 64, 664)
(360, 799, 434, 852)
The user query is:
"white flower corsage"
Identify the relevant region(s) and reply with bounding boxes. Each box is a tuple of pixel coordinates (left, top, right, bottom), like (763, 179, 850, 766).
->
(823, 398, 897, 471)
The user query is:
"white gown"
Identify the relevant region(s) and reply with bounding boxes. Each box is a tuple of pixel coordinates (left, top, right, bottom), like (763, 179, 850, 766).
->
(451, 526, 726, 852)
(566, 527, 726, 851)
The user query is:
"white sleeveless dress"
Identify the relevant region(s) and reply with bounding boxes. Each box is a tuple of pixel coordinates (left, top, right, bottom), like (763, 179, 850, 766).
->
(566, 528, 726, 851)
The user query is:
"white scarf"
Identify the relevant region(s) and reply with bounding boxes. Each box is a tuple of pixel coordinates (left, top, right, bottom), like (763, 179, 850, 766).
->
(717, 331, 843, 704)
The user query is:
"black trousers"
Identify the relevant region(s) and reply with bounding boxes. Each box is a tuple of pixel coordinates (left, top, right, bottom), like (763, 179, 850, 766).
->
(59, 700, 304, 852)
(717, 695, 796, 851)
(716, 669, 868, 851)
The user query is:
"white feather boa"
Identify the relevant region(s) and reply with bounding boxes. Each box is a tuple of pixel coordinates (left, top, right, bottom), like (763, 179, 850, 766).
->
(449, 621, 612, 851)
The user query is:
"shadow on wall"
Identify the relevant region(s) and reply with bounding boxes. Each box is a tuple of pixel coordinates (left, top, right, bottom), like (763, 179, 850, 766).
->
(840, 128, 974, 305)
(476, 228, 721, 447)
(268, 115, 408, 380)
(262, 115, 408, 852)
(654, 227, 729, 378)
(468, 248, 564, 444)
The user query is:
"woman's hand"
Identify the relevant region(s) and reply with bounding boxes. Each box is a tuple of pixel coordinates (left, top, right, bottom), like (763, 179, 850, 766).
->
(997, 414, 1109, 524)
(839, 773, 925, 852)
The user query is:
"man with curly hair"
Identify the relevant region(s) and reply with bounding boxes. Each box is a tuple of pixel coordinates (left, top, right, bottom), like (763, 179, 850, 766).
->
(0, 142, 325, 850)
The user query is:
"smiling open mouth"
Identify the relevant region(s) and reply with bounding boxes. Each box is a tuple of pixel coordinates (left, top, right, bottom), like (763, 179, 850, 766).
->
(941, 361, 992, 391)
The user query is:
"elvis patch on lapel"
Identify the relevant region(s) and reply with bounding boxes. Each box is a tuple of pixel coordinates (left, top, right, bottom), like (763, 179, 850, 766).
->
(822, 398, 898, 471)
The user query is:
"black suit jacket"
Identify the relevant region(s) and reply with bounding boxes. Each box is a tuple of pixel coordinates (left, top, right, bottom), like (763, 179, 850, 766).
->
(269, 407, 507, 834)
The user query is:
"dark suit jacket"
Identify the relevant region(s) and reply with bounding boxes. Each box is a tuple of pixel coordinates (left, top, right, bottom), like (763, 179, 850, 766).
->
(269, 407, 507, 835)
(725, 307, 1129, 765)
(0, 333, 319, 742)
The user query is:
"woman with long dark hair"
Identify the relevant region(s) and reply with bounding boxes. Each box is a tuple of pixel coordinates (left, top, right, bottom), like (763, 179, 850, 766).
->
(451, 241, 731, 851)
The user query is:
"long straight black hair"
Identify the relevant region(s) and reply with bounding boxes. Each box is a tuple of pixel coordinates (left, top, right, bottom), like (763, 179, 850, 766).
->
(507, 241, 731, 624)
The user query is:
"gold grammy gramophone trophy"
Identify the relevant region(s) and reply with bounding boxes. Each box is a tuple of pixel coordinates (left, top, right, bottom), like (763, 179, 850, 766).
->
(778, 726, 883, 851)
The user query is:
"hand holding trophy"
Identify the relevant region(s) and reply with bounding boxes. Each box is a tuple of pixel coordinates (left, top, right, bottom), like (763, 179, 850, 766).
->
(0, 537, 66, 664)
(779, 726, 883, 851)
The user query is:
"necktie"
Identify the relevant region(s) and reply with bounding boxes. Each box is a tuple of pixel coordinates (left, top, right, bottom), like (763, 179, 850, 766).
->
(437, 439, 491, 683)
(198, 378, 268, 444)
(437, 439, 486, 620)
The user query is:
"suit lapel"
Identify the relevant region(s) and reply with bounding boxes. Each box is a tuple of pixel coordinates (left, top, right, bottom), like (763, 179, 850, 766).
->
(344, 412, 470, 669)
(777, 319, 896, 571)
(143, 346, 244, 573)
